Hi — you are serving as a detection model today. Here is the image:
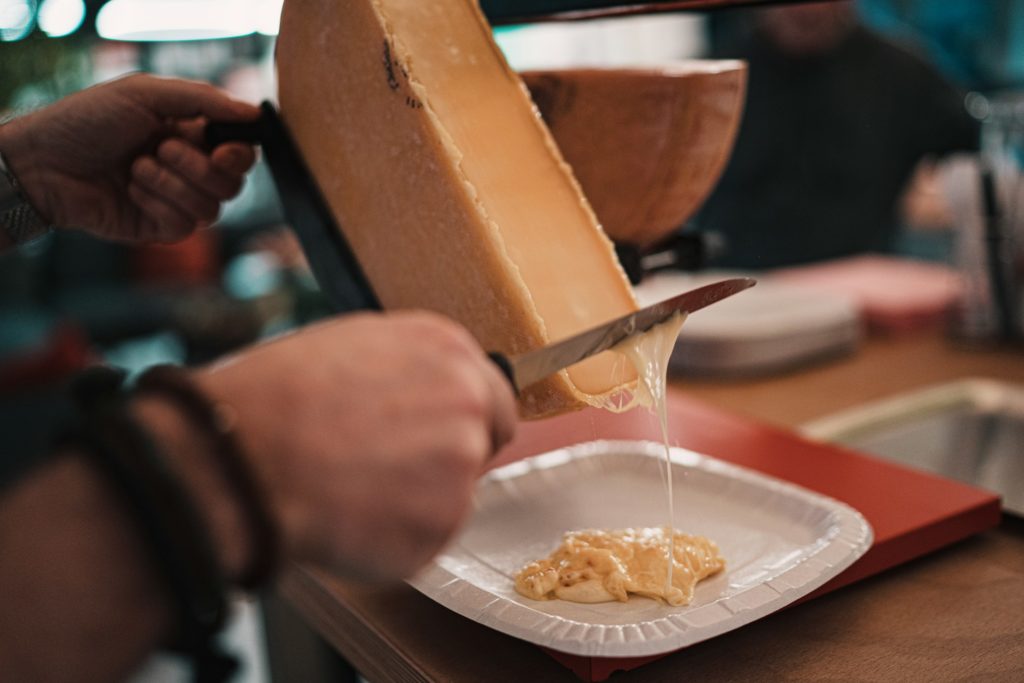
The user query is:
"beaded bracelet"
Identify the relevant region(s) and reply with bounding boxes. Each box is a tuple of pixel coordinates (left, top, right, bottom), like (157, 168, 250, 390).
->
(0, 149, 51, 246)
(67, 366, 237, 683)
(135, 364, 281, 590)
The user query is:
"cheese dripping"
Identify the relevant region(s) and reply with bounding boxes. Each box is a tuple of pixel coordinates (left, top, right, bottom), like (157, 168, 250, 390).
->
(515, 314, 726, 605)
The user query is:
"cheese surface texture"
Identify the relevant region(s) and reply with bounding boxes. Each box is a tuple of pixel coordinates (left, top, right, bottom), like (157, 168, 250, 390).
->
(514, 528, 725, 606)
(276, 0, 638, 418)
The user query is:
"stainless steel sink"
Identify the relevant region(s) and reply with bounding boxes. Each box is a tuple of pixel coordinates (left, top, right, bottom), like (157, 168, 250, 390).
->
(802, 379, 1024, 516)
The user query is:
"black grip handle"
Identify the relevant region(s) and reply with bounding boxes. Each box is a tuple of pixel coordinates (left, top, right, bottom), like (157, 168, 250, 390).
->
(487, 352, 518, 394)
(205, 120, 264, 148)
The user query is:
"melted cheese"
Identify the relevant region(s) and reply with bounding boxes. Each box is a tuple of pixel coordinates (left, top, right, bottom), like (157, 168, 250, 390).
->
(586, 312, 687, 414)
(276, 0, 638, 418)
(516, 315, 726, 606)
(610, 313, 687, 596)
(514, 527, 724, 606)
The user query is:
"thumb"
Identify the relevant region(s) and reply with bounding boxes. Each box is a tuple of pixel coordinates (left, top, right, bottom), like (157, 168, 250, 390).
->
(124, 74, 261, 123)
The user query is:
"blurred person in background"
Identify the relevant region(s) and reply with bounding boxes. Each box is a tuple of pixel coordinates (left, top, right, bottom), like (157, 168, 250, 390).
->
(698, 1, 980, 269)
(0, 74, 517, 682)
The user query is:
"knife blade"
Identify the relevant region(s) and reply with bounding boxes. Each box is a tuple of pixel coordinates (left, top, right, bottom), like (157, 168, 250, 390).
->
(490, 277, 755, 392)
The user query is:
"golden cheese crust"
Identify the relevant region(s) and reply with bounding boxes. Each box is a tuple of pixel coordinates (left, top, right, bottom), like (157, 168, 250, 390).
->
(277, 0, 638, 418)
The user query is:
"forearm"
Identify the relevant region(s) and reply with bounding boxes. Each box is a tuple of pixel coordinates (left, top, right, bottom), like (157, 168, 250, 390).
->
(0, 396, 251, 682)
(0, 454, 170, 682)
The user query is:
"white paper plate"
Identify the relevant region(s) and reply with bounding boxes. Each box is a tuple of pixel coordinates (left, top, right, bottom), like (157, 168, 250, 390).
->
(634, 272, 862, 375)
(408, 440, 872, 657)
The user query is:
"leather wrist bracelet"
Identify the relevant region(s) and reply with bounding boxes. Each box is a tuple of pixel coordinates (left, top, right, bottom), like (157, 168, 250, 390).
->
(0, 149, 51, 246)
(67, 366, 237, 683)
(135, 365, 281, 590)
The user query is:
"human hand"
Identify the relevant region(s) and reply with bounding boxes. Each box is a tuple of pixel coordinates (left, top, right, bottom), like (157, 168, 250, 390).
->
(0, 73, 259, 243)
(196, 311, 518, 582)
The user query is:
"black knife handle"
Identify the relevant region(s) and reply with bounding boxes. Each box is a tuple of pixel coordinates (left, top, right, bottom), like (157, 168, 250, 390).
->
(488, 352, 518, 394)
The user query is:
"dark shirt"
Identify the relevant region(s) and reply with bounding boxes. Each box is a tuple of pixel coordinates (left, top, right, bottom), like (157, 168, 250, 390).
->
(699, 25, 979, 269)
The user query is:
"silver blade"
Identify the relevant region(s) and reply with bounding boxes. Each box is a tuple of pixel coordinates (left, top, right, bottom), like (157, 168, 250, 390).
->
(508, 277, 756, 390)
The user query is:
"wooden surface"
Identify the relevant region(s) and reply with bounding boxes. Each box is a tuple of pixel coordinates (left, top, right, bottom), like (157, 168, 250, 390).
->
(682, 334, 1024, 429)
(281, 333, 1024, 682)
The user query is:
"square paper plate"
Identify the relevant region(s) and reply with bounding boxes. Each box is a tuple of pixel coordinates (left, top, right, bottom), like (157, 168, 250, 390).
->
(408, 440, 872, 657)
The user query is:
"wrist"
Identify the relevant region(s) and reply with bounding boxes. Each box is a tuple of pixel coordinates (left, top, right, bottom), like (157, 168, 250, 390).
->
(132, 396, 253, 583)
(191, 370, 311, 567)
(0, 117, 56, 243)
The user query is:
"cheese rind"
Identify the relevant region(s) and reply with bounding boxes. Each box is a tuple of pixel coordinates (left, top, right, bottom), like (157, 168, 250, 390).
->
(277, 0, 638, 418)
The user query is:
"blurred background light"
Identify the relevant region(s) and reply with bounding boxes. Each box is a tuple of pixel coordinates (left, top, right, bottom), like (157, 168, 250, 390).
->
(38, 0, 85, 38)
(96, 0, 255, 42)
(0, 0, 35, 42)
(255, 0, 283, 36)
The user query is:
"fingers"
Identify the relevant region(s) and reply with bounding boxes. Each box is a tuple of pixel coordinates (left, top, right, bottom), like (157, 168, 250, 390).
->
(157, 138, 253, 199)
(121, 73, 260, 123)
(127, 182, 197, 243)
(113, 75, 259, 241)
(128, 136, 255, 240)
(437, 320, 518, 453)
(132, 154, 220, 224)
(173, 118, 258, 170)
(211, 143, 257, 176)
(414, 312, 518, 455)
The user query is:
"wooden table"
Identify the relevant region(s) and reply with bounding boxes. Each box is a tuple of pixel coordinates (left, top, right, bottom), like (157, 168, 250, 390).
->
(278, 333, 1024, 682)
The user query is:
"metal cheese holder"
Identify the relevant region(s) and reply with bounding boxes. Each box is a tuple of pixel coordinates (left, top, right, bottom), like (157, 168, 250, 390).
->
(206, 104, 380, 314)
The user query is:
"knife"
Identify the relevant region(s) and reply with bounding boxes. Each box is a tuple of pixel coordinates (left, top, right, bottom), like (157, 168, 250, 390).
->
(489, 277, 755, 392)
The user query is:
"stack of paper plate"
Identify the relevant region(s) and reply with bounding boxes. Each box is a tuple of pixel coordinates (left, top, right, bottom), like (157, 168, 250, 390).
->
(634, 272, 861, 376)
